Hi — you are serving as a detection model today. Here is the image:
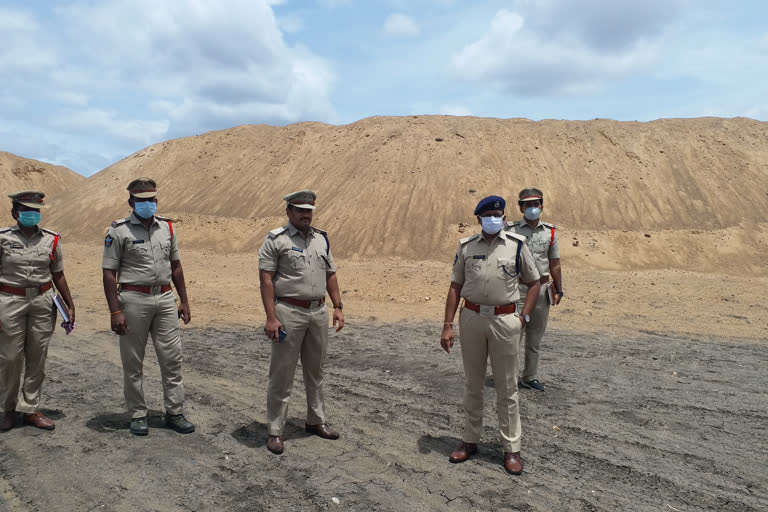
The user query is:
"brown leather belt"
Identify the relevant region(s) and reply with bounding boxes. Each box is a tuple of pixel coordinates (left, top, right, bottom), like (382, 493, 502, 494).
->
(277, 296, 325, 309)
(0, 282, 53, 297)
(121, 284, 172, 294)
(464, 299, 516, 315)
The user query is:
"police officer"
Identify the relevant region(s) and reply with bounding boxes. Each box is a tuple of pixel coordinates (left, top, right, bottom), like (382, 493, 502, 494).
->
(102, 178, 194, 436)
(0, 191, 76, 432)
(440, 195, 540, 475)
(258, 190, 345, 455)
(506, 188, 563, 391)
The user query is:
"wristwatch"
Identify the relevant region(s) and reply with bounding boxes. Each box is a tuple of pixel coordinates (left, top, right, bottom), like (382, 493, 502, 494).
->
(556, 289, 564, 297)
(334, 302, 343, 310)
(522, 313, 531, 323)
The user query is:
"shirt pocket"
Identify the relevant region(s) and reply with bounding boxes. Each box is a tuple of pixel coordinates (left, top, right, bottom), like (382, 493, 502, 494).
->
(127, 242, 151, 260)
(288, 250, 307, 270)
(465, 254, 485, 278)
(497, 257, 518, 280)
(158, 241, 171, 259)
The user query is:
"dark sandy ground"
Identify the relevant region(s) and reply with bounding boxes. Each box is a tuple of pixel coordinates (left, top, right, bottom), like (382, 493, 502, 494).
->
(0, 320, 766, 512)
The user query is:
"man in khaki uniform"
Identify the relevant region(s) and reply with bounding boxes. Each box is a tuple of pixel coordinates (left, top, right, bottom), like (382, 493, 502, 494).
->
(506, 187, 563, 391)
(102, 178, 194, 436)
(0, 191, 76, 432)
(440, 195, 540, 475)
(258, 190, 345, 455)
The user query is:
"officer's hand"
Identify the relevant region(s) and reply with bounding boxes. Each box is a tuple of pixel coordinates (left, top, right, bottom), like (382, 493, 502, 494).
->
(440, 325, 454, 353)
(332, 308, 345, 332)
(553, 292, 562, 306)
(68, 305, 76, 324)
(178, 302, 191, 324)
(111, 312, 128, 336)
(264, 317, 282, 341)
(519, 315, 527, 328)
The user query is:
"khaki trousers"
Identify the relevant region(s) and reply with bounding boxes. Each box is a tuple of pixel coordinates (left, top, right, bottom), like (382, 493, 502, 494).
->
(516, 283, 550, 382)
(118, 290, 184, 419)
(0, 290, 56, 413)
(267, 301, 328, 436)
(458, 306, 522, 452)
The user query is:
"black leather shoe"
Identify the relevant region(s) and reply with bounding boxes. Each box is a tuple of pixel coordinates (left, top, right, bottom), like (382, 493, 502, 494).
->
(518, 379, 531, 389)
(523, 379, 545, 391)
(165, 413, 195, 434)
(130, 416, 149, 436)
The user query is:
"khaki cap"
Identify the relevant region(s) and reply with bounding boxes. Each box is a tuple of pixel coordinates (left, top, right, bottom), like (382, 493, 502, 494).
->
(519, 195, 543, 203)
(8, 191, 47, 209)
(283, 190, 316, 210)
(127, 177, 158, 198)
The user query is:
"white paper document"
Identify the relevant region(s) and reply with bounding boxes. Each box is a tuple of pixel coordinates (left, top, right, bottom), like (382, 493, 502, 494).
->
(546, 283, 555, 305)
(53, 295, 70, 322)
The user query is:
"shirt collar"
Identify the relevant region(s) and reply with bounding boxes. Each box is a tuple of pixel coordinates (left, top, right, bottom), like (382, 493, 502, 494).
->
(129, 212, 158, 226)
(287, 223, 314, 239)
(519, 218, 543, 230)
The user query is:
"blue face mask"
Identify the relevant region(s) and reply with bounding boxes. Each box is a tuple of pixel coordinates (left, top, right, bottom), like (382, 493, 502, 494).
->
(480, 216, 504, 234)
(524, 207, 541, 221)
(134, 201, 157, 219)
(18, 211, 41, 227)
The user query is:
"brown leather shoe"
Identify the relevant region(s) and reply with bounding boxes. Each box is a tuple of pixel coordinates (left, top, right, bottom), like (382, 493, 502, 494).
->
(504, 452, 523, 475)
(267, 435, 284, 455)
(23, 412, 55, 430)
(305, 423, 339, 440)
(449, 442, 478, 463)
(0, 412, 15, 432)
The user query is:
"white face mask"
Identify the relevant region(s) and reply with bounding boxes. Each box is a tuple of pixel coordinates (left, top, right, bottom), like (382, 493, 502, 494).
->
(524, 207, 541, 220)
(480, 216, 504, 234)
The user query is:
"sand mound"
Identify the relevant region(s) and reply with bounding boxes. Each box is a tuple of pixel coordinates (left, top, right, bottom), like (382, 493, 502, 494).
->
(0, 152, 84, 204)
(41, 116, 768, 272)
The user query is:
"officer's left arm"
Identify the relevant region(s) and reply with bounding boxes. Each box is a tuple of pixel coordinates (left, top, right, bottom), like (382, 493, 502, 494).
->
(548, 231, 562, 305)
(49, 239, 75, 322)
(519, 245, 541, 323)
(326, 273, 344, 332)
(52, 272, 76, 324)
(170, 259, 191, 324)
(549, 258, 562, 305)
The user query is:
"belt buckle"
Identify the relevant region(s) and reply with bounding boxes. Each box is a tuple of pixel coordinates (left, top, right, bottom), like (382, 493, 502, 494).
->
(151, 285, 162, 294)
(26, 286, 40, 297)
(479, 304, 495, 316)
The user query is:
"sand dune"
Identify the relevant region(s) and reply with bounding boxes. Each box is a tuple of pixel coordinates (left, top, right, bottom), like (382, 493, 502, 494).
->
(40, 116, 768, 272)
(0, 151, 84, 203)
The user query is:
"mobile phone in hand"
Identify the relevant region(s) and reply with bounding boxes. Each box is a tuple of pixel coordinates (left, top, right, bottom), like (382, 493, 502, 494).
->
(278, 328, 287, 342)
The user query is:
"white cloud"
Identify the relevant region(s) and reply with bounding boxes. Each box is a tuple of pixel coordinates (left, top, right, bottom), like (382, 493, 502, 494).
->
(452, 7, 664, 96)
(0, 0, 336, 173)
(383, 13, 421, 38)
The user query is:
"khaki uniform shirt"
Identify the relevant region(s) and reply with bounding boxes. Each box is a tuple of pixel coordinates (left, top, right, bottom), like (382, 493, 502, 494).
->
(0, 225, 63, 287)
(451, 231, 540, 305)
(258, 224, 336, 300)
(102, 213, 179, 285)
(506, 219, 559, 277)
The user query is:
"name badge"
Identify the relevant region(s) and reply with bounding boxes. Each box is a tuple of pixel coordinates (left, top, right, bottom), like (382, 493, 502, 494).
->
(10, 243, 23, 249)
(291, 247, 303, 252)
(472, 255, 486, 260)
(132, 240, 145, 244)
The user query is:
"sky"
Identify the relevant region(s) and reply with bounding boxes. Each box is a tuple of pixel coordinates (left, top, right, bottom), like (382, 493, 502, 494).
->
(1, 0, 766, 175)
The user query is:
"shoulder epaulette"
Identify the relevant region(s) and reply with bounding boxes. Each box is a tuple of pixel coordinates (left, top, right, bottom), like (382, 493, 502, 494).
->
(541, 221, 556, 229)
(459, 234, 480, 245)
(313, 227, 330, 255)
(155, 215, 173, 222)
(111, 218, 129, 226)
(312, 227, 327, 236)
(506, 232, 527, 243)
(268, 226, 288, 239)
(41, 228, 60, 237)
(0, 227, 12, 233)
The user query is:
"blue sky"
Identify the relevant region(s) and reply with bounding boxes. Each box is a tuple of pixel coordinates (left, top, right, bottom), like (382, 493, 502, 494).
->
(1, 0, 766, 175)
